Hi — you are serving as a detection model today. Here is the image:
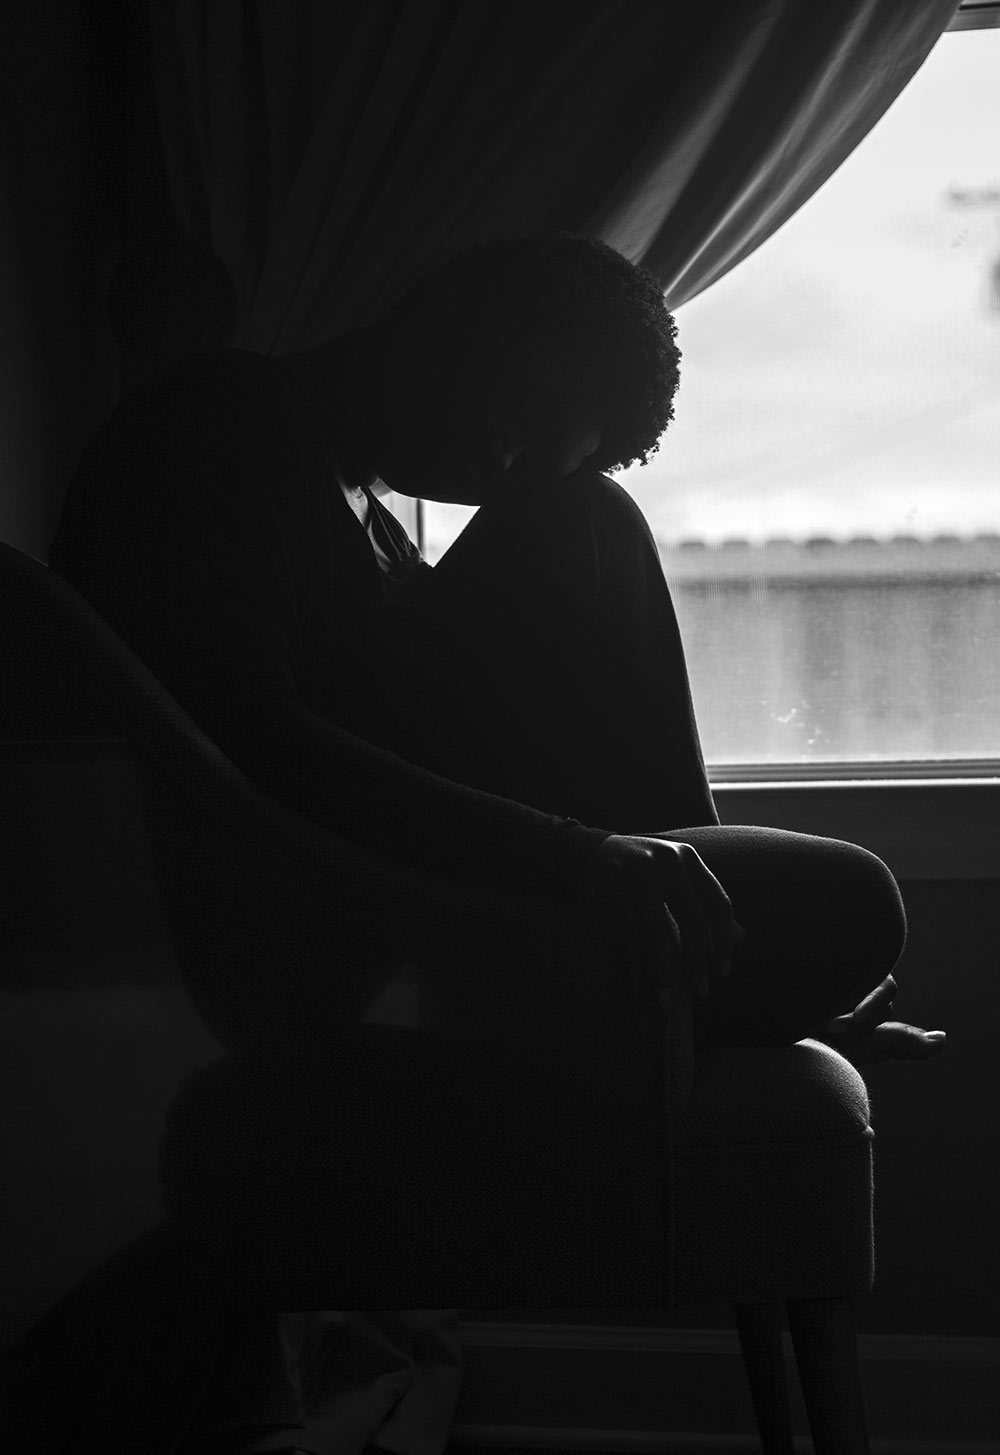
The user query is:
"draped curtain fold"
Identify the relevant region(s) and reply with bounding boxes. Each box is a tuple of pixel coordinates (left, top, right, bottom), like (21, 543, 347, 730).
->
(146, 0, 957, 361)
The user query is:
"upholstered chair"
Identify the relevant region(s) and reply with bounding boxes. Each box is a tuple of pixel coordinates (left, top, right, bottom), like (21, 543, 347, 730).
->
(1, 540, 874, 1454)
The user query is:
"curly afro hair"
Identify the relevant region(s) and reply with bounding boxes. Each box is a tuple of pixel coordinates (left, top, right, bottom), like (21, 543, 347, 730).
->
(391, 233, 680, 472)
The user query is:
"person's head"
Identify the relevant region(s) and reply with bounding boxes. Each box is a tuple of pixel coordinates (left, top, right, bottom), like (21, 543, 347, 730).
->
(367, 233, 680, 504)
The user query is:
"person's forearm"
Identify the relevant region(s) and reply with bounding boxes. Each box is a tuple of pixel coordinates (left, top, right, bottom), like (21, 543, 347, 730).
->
(212, 691, 611, 899)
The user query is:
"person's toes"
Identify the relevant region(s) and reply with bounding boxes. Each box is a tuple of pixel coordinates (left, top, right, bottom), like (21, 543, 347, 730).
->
(830, 1020, 946, 1066)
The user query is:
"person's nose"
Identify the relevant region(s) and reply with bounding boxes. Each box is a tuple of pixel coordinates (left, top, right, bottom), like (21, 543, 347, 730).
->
(495, 448, 524, 479)
(481, 432, 525, 484)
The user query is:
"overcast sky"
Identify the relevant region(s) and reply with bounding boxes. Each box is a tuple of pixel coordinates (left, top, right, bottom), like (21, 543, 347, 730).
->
(617, 26, 1000, 545)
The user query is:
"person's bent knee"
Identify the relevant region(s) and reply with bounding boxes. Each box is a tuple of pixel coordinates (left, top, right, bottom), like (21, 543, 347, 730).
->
(811, 834, 907, 974)
(679, 823, 907, 977)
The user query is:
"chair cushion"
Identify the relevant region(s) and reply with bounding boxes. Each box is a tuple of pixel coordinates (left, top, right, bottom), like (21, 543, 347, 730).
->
(677, 1037, 870, 1150)
(672, 1039, 874, 1303)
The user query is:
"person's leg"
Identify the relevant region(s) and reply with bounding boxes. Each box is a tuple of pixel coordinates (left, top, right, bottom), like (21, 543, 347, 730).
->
(386, 469, 717, 832)
(660, 825, 908, 1048)
(387, 470, 916, 1052)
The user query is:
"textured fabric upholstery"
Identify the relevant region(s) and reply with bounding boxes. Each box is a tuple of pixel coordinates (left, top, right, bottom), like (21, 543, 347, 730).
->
(1, 540, 675, 1310)
(679, 1038, 870, 1147)
(674, 1040, 874, 1302)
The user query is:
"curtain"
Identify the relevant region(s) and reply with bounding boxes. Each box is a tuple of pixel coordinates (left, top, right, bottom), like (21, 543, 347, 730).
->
(146, 0, 958, 360)
(593, 0, 966, 307)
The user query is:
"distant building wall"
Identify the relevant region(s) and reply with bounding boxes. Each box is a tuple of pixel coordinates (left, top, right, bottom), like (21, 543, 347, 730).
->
(659, 535, 1000, 764)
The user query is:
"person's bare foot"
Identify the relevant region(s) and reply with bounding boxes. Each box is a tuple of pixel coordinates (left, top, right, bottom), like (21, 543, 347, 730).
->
(825, 1019, 947, 1064)
(820, 974, 947, 1066)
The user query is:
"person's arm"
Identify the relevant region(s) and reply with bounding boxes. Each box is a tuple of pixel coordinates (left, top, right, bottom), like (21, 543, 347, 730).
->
(53, 356, 739, 978)
(52, 357, 610, 902)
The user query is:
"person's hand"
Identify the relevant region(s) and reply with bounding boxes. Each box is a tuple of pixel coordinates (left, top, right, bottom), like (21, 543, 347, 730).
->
(822, 974, 947, 1063)
(575, 834, 745, 998)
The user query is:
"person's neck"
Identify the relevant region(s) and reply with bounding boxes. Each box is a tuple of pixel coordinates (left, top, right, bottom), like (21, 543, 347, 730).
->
(283, 327, 384, 492)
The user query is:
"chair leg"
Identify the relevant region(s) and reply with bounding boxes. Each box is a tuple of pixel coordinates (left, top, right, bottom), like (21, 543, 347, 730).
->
(733, 1301, 795, 1455)
(786, 1295, 870, 1455)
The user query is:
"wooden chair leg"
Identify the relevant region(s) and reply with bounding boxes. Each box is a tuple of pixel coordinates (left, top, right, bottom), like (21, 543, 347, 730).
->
(733, 1301, 795, 1455)
(786, 1295, 870, 1455)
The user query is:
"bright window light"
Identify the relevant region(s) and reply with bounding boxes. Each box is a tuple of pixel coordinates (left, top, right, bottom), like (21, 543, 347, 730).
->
(422, 27, 1000, 770)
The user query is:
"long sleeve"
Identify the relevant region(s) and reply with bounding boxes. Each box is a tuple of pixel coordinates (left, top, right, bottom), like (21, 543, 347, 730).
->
(50, 351, 609, 900)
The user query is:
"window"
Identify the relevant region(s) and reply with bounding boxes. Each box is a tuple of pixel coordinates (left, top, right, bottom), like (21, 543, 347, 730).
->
(420, 20, 1000, 779)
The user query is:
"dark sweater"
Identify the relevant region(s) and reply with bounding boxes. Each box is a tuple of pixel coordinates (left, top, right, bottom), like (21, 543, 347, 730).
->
(49, 349, 608, 897)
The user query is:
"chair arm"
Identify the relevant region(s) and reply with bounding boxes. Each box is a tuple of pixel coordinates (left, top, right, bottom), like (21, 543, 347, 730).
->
(4, 541, 693, 1103)
(2, 543, 687, 1307)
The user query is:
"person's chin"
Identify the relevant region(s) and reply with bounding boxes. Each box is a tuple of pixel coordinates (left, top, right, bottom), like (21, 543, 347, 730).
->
(434, 488, 487, 507)
(388, 475, 486, 507)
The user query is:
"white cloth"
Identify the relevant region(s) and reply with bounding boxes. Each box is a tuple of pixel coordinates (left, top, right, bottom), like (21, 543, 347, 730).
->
(289, 1308, 463, 1455)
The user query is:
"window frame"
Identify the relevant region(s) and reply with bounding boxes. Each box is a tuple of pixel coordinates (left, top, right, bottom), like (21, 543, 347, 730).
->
(947, 1, 1000, 32)
(713, 774, 1000, 879)
(709, 0, 1000, 838)
(408, 4, 1000, 857)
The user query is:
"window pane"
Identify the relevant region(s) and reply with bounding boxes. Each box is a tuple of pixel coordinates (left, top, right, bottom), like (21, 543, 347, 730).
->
(422, 29, 1000, 767)
(618, 28, 1000, 767)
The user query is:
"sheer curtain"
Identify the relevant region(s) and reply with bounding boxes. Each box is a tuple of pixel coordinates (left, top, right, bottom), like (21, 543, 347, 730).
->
(146, 0, 957, 358)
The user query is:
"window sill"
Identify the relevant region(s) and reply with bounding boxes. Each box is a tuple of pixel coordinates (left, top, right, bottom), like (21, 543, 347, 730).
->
(711, 771, 1000, 880)
(7, 739, 996, 880)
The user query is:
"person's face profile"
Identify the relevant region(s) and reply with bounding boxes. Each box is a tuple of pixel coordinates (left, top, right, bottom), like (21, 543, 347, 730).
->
(381, 323, 603, 506)
(482, 339, 604, 489)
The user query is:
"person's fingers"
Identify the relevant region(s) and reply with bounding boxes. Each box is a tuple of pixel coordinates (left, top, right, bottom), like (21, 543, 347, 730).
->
(667, 842, 737, 981)
(661, 852, 715, 985)
(849, 974, 898, 1026)
(639, 841, 733, 991)
(586, 836, 740, 998)
(826, 974, 898, 1038)
(832, 1021, 947, 1065)
(634, 897, 683, 989)
(579, 839, 683, 996)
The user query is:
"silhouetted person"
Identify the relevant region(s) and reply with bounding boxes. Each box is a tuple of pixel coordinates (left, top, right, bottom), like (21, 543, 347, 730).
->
(49, 233, 944, 1454)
